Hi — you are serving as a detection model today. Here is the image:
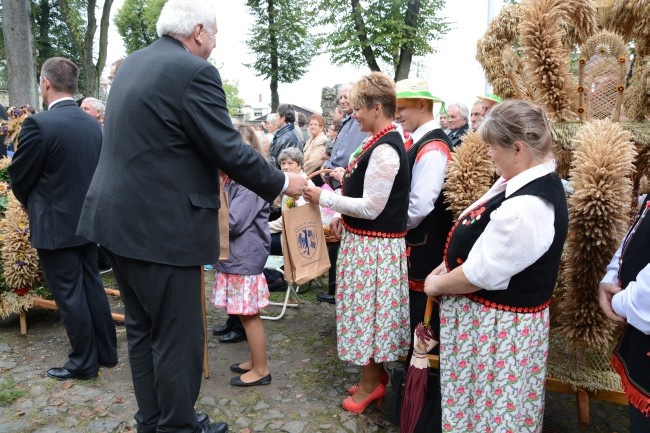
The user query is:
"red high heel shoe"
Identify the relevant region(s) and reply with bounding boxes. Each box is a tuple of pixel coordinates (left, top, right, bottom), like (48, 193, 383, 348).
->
(348, 369, 388, 395)
(341, 383, 386, 414)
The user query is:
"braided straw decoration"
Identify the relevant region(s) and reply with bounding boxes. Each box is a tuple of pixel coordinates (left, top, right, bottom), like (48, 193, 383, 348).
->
(578, 31, 628, 122)
(519, 0, 585, 121)
(554, 119, 636, 349)
(1, 194, 41, 294)
(475, 4, 522, 100)
(443, 131, 496, 219)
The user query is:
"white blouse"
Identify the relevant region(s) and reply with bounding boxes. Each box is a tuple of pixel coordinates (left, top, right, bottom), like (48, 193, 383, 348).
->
(601, 195, 650, 334)
(461, 160, 557, 291)
(319, 143, 400, 220)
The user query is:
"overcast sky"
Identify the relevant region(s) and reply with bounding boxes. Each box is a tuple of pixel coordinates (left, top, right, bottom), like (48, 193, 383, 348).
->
(107, 0, 506, 112)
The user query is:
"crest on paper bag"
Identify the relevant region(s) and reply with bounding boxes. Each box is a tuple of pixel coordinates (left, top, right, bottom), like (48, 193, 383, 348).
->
(294, 223, 318, 259)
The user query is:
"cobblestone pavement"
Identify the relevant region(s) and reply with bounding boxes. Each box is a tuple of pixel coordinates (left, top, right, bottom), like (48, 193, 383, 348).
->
(0, 281, 631, 433)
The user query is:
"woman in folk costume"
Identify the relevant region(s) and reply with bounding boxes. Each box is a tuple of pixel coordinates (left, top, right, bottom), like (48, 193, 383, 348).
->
(303, 72, 411, 414)
(424, 100, 568, 432)
(599, 194, 650, 433)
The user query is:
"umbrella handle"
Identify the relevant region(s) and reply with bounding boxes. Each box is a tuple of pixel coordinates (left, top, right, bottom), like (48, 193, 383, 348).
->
(423, 297, 434, 326)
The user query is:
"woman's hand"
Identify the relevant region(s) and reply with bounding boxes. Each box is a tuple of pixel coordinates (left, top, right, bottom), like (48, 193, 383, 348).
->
(430, 261, 446, 276)
(329, 217, 343, 239)
(598, 282, 626, 324)
(330, 167, 345, 182)
(302, 185, 322, 204)
(424, 273, 444, 300)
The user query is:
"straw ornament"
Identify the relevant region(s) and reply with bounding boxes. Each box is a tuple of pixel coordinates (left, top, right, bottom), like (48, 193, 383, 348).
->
(443, 131, 496, 219)
(476, 4, 522, 100)
(554, 120, 636, 349)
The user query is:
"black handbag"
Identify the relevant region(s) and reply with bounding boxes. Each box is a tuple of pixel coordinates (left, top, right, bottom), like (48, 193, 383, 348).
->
(386, 366, 442, 433)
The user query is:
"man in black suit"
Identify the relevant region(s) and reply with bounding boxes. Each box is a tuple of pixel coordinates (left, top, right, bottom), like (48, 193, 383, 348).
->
(77, 1, 307, 433)
(9, 57, 117, 381)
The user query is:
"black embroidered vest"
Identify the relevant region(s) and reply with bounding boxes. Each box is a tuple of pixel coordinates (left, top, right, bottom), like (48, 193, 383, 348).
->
(341, 130, 409, 237)
(612, 194, 650, 413)
(405, 129, 454, 288)
(445, 172, 568, 312)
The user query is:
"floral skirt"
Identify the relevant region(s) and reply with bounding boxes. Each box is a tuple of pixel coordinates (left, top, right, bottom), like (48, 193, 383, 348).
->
(211, 272, 269, 315)
(336, 230, 410, 365)
(439, 295, 549, 433)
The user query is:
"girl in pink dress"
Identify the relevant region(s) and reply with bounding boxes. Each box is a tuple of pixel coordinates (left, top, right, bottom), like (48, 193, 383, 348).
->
(211, 124, 272, 387)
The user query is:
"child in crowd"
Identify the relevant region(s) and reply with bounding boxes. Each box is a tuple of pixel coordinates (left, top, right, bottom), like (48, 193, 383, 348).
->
(211, 123, 272, 387)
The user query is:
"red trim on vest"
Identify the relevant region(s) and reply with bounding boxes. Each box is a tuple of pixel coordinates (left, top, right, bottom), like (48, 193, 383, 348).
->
(409, 279, 425, 292)
(612, 353, 650, 415)
(463, 293, 552, 313)
(415, 140, 451, 163)
(342, 220, 407, 238)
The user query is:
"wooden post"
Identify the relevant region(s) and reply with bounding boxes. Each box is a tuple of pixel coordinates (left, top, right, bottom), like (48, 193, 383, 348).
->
(19, 311, 27, 335)
(201, 267, 209, 379)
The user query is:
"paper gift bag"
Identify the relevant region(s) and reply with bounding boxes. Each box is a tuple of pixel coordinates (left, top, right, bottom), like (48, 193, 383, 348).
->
(218, 188, 229, 261)
(281, 203, 330, 285)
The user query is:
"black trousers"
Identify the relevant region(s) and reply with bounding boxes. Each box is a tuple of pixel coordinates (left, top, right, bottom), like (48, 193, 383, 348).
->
(630, 404, 650, 433)
(37, 244, 117, 375)
(326, 242, 340, 296)
(105, 249, 203, 433)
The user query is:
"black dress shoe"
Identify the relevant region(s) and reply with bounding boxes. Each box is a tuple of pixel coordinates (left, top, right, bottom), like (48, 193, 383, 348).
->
(219, 329, 246, 343)
(46, 367, 98, 381)
(212, 322, 232, 336)
(316, 293, 336, 304)
(229, 363, 251, 374)
(100, 360, 118, 368)
(196, 411, 209, 426)
(197, 421, 228, 433)
(230, 373, 272, 387)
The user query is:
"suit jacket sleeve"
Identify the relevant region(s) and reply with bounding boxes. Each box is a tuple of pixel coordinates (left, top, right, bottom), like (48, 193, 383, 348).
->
(182, 64, 284, 203)
(9, 116, 47, 206)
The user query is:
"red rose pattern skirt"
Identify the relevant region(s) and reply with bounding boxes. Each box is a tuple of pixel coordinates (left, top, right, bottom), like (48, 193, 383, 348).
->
(212, 272, 270, 315)
(438, 295, 549, 433)
(335, 230, 411, 365)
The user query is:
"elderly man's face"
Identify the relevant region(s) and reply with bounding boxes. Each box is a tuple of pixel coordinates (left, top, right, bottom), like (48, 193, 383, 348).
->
(81, 101, 102, 121)
(338, 85, 353, 115)
(198, 22, 218, 60)
(447, 106, 466, 131)
(470, 103, 484, 130)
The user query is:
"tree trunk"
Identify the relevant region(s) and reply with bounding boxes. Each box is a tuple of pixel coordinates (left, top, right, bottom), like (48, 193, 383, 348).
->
(2, 0, 39, 108)
(394, 0, 420, 81)
(268, 0, 279, 111)
(350, 0, 380, 72)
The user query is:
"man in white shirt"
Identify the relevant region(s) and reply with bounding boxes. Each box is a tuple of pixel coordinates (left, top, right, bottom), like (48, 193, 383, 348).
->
(395, 78, 454, 339)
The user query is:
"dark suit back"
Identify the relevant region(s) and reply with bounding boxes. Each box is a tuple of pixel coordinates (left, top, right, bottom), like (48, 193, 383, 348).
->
(77, 36, 284, 266)
(10, 100, 102, 249)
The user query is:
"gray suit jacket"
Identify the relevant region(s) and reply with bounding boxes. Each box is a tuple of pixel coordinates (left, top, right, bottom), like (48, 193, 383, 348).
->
(9, 100, 102, 249)
(77, 36, 285, 266)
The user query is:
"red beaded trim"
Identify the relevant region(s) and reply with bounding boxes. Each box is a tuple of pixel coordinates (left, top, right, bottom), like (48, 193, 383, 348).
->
(343, 124, 397, 181)
(341, 220, 407, 238)
(464, 293, 552, 313)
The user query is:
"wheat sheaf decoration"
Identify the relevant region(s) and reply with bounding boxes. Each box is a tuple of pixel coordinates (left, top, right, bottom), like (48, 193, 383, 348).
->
(476, 4, 522, 100)
(1, 194, 41, 298)
(554, 120, 636, 350)
(443, 131, 496, 219)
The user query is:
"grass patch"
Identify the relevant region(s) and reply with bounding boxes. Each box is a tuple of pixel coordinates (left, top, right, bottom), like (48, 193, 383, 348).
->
(0, 377, 26, 406)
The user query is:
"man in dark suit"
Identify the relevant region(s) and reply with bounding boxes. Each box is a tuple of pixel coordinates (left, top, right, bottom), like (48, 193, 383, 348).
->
(9, 57, 118, 381)
(76, 1, 306, 433)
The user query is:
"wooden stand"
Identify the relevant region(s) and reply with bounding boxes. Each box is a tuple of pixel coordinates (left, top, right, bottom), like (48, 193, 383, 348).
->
(427, 354, 627, 426)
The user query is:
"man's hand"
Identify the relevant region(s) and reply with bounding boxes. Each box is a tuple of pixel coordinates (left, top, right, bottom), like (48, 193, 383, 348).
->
(598, 282, 626, 324)
(284, 172, 308, 198)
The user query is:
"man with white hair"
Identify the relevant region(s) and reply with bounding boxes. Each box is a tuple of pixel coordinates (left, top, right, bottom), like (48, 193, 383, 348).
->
(446, 102, 469, 147)
(77, 1, 307, 432)
(80, 97, 105, 123)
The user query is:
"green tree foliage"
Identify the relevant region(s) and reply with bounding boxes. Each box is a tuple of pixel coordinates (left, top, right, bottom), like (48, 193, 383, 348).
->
(55, 0, 113, 97)
(245, 0, 316, 111)
(114, 0, 165, 54)
(223, 79, 245, 116)
(317, 0, 450, 81)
